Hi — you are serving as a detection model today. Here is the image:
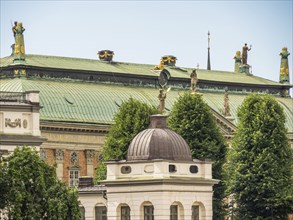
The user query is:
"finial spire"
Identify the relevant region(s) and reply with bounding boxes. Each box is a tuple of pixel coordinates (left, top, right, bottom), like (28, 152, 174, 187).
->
(207, 31, 211, 70)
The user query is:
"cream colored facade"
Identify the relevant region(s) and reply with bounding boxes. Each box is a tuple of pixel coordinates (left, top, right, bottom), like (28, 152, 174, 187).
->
(79, 159, 217, 220)
(0, 91, 46, 154)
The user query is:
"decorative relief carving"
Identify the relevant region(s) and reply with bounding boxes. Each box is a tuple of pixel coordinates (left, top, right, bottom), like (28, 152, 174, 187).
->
(70, 151, 78, 164)
(55, 149, 64, 162)
(5, 118, 21, 128)
(23, 119, 28, 128)
(85, 150, 95, 164)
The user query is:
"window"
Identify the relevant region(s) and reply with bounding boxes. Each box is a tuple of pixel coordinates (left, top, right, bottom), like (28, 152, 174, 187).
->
(191, 205, 199, 220)
(121, 206, 130, 220)
(189, 165, 198, 174)
(69, 169, 79, 187)
(121, 166, 132, 174)
(79, 206, 85, 220)
(170, 205, 178, 220)
(95, 206, 107, 220)
(169, 165, 177, 173)
(144, 205, 154, 220)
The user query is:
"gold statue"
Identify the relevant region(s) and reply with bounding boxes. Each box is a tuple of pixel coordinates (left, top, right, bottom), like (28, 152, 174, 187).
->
(158, 89, 166, 114)
(279, 47, 290, 83)
(12, 22, 25, 61)
(233, 51, 241, 72)
(154, 59, 164, 70)
(190, 69, 198, 93)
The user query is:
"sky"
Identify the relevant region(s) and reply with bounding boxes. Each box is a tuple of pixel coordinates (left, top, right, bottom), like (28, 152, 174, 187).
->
(1, 1, 292, 85)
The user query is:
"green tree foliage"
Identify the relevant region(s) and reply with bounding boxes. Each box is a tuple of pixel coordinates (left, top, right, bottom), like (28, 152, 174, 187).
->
(96, 98, 158, 182)
(168, 93, 228, 220)
(0, 147, 81, 220)
(226, 94, 293, 219)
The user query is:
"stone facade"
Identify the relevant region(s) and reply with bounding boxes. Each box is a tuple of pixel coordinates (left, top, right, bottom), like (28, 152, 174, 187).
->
(0, 91, 46, 154)
(78, 159, 217, 220)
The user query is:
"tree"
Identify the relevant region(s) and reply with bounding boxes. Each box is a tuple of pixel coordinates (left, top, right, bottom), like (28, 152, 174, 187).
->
(168, 93, 228, 220)
(226, 94, 293, 219)
(96, 98, 158, 182)
(0, 147, 81, 220)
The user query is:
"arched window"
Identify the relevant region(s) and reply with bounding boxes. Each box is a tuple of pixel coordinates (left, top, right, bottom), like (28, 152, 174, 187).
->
(191, 205, 199, 220)
(191, 202, 205, 220)
(144, 205, 154, 220)
(170, 205, 178, 220)
(121, 205, 130, 220)
(170, 202, 184, 220)
(95, 205, 107, 220)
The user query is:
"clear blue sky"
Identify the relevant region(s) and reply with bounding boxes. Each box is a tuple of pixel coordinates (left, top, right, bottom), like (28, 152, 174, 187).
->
(1, 1, 292, 85)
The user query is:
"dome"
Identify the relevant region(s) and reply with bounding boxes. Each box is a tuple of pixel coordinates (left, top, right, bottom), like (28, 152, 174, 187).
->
(127, 115, 192, 161)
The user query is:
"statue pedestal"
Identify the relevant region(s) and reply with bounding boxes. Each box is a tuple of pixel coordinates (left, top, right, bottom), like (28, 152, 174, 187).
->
(13, 59, 26, 65)
(239, 64, 251, 75)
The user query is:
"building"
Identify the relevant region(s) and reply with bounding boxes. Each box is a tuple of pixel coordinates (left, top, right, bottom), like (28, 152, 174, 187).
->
(1, 23, 293, 219)
(78, 115, 218, 220)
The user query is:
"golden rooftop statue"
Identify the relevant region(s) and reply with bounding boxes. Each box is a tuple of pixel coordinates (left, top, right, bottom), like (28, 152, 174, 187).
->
(233, 51, 241, 73)
(154, 58, 164, 70)
(279, 47, 290, 84)
(12, 21, 25, 61)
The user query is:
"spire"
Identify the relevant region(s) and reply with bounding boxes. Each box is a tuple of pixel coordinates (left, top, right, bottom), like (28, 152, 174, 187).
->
(207, 31, 211, 70)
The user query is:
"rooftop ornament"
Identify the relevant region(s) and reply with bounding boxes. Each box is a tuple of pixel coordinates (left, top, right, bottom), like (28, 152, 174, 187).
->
(158, 69, 171, 114)
(97, 50, 114, 62)
(161, 55, 177, 66)
(12, 21, 26, 62)
(233, 51, 241, 73)
(154, 58, 164, 70)
(224, 90, 231, 117)
(279, 47, 290, 84)
(239, 43, 252, 75)
(190, 69, 198, 94)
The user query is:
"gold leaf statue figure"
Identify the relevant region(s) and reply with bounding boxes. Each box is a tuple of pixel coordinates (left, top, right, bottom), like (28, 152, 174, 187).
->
(12, 21, 25, 61)
(154, 59, 164, 70)
(279, 47, 290, 84)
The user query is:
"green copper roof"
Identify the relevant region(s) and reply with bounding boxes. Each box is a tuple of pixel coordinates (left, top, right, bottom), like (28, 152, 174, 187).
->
(0, 54, 288, 86)
(1, 77, 292, 132)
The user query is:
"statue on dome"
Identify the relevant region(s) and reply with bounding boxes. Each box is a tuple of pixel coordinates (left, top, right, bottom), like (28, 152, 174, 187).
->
(279, 47, 290, 84)
(12, 21, 25, 61)
(190, 69, 198, 93)
(241, 43, 251, 65)
(233, 51, 241, 73)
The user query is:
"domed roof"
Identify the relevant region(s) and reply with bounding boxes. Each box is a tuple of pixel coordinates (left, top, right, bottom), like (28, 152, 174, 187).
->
(127, 115, 192, 161)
